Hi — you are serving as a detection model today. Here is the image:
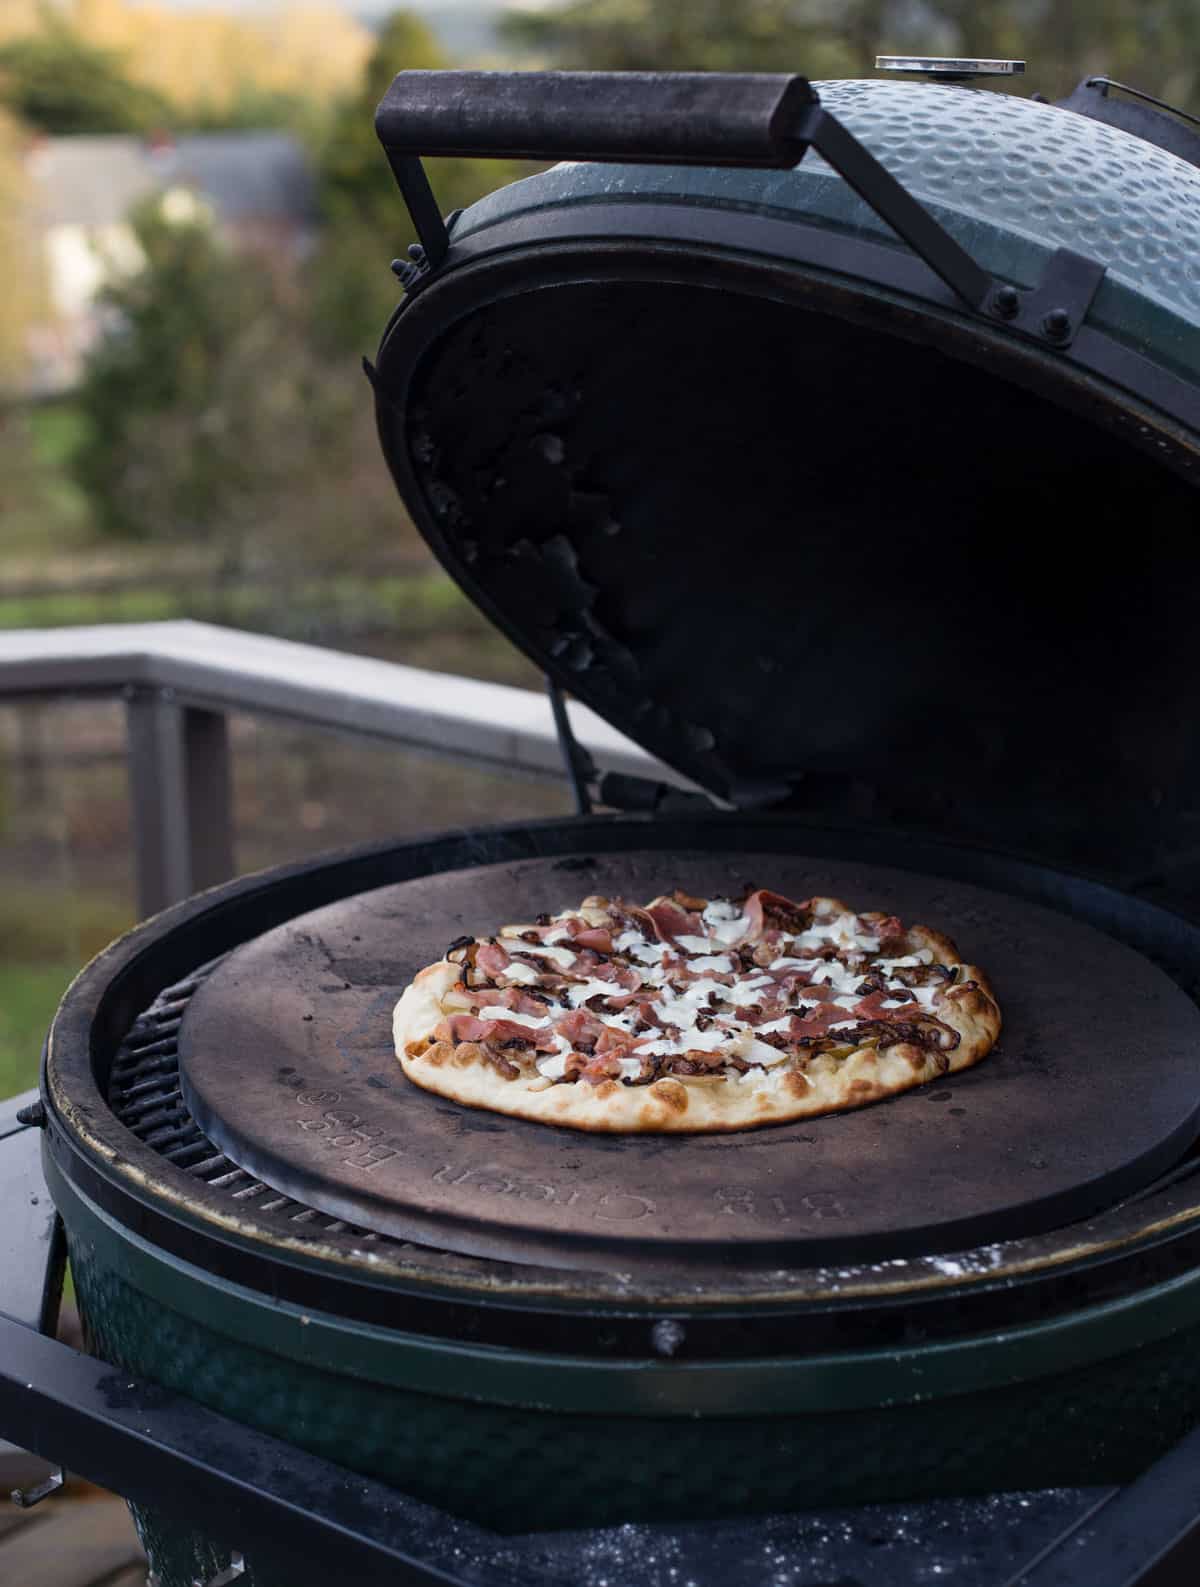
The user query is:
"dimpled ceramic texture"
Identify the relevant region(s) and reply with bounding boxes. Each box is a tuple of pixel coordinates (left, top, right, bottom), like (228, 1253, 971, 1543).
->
(68, 1232, 1200, 1586)
(457, 80, 1200, 381)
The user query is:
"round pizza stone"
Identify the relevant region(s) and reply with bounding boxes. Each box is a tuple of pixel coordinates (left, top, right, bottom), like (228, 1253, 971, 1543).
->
(178, 849, 1200, 1273)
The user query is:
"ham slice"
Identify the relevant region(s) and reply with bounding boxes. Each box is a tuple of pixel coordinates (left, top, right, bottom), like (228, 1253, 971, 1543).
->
(554, 1008, 609, 1049)
(434, 1014, 559, 1051)
(565, 922, 614, 954)
(645, 900, 702, 942)
(742, 888, 810, 940)
(469, 986, 551, 1018)
(475, 942, 513, 979)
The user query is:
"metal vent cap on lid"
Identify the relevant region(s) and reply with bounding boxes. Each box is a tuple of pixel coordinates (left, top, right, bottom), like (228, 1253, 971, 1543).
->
(370, 71, 1200, 870)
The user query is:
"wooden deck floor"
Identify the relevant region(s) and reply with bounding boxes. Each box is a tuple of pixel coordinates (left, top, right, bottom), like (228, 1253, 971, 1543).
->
(0, 1481, 146, 1587)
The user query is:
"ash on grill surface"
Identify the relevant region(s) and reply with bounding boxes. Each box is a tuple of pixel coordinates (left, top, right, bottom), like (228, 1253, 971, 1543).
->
(175, 848, 1200, 1274)
(518, 1489, 1105, 1587)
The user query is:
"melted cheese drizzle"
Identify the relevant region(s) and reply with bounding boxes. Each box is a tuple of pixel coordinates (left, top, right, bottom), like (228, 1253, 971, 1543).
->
(489, 1007, 551, 1030)
(499, 959, 538, 984)
(481, 898, 950, 1086)
(702, 900, 752, 944)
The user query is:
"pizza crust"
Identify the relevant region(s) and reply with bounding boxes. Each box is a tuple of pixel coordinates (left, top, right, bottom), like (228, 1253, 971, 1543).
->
(393, 898, 1002, 1134)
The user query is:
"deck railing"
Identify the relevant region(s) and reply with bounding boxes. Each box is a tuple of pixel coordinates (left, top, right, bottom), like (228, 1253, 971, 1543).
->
(0, 621, 688, 918)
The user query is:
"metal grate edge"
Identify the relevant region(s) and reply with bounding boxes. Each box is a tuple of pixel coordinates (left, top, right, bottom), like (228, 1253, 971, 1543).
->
(105, 961, 399, 1249)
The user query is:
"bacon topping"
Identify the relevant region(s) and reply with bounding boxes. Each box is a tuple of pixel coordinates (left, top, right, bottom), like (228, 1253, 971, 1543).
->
(444, 891, 958, 1086)
(475, 942, 514, 979)
(742, 888, 811, 940)
(866, 913, 906, 946)
(434, 1013, 559, 1052)
(553, 1008, 608, 1052)
(644, 899, 703, 942)
(469, 986, 552, 1018)
(565, 923, 614, 954)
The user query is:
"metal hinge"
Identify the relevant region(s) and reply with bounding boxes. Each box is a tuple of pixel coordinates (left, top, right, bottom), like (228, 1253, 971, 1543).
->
(546, 679, 716, 818)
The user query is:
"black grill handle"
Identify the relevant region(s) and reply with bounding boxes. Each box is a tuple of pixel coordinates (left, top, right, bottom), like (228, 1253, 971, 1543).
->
(376, 69, 816, 168)
(376, 68, 1105, 345)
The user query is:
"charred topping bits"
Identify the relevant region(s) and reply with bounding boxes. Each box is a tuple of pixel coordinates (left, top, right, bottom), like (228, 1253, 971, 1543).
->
(443, 891, 965, 1085)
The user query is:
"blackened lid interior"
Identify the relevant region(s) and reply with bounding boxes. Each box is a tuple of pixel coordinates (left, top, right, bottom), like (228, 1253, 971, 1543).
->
(376, 268, 1200, 879)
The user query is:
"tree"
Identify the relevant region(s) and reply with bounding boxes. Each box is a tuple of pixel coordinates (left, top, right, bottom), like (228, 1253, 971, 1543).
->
(71, 197, 351, 557)
(503, 0, 863, 76)
(313, 10, 523, 356)
(69, 0, 372, 134)
(503, 0, 1198, 106)
(0, 107, 42, 392)
(933, 0, 1199, 104)
(0, 9, 170, 135)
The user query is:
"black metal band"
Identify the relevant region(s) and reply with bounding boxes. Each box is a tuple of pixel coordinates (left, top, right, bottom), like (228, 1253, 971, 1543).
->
(396, 203, 1196, 446)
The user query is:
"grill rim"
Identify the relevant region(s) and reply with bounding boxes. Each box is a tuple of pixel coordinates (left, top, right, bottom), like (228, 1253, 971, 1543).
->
(49, 1144, 1200, 1415)
(41, 813, 1200, 1349)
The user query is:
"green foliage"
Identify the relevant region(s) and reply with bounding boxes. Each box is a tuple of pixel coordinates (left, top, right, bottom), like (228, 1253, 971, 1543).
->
(71, 197, 353, 554)
(320, 10, 448, 229)
(176, 85, 316, 137)
(0, 962, 77, 1098)
(0, 878, 134, 1099)
(0, 567, 474, 639)
(503, 0, 856, 74)
(503, 0, 1198, 103)
(0, 406, 93, 553)
(0, 106, 42, 390)
(313, 9, 524, 357)
(0, 9, 171, 135)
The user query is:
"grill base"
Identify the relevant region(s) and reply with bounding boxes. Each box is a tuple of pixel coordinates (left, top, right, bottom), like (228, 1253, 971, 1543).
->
(68, 1218, 1200, 1542)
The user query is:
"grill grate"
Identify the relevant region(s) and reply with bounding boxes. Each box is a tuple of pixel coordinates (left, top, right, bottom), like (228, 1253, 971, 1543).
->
(106, 961, 397, 1248)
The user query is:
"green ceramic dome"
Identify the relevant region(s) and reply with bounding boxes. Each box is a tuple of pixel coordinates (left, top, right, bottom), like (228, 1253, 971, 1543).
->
(452, 80, 1200, 385)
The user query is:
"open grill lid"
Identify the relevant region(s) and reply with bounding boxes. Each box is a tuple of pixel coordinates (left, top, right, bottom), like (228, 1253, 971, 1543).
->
(369, 70, 1200, 879)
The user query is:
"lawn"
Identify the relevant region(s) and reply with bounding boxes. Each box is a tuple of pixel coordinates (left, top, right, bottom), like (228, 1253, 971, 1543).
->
(0, 960, 77, 1099)
(0, 883, 134, 1101)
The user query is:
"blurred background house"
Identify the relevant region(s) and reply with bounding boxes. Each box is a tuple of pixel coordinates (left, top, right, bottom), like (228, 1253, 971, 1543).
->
(25, 129, 318, 394)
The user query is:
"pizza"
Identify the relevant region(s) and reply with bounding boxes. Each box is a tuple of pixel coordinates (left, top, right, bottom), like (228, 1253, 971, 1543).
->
(392, 888, 1001, 1133)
